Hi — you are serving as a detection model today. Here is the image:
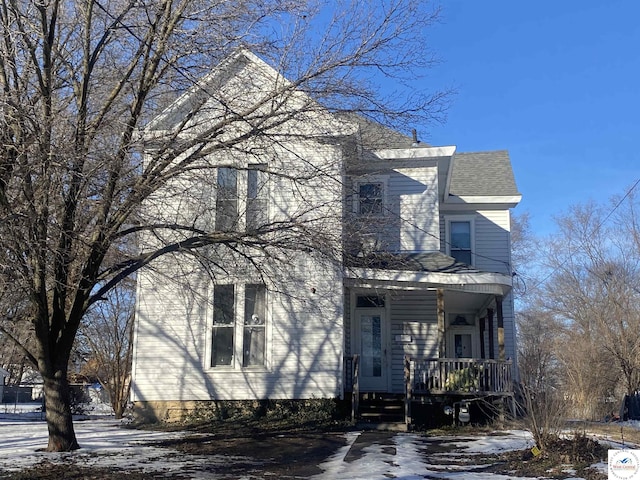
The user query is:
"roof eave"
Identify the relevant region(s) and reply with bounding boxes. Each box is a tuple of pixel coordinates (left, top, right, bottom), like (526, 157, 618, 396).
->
(344, 268, 513, 295)
(372, 145, 456, 160)
(444, 194, 522, 208)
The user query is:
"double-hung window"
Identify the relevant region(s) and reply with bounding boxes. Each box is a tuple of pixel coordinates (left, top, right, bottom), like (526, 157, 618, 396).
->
(243, 284, 266, 366)
(216, 167, 238, 230)
(211, 285, 235, 367)
(246, 164, 268, 230)
(357, 182, 384, 215)
(216, 165, 269, 231)
(210, 283, 267, 368)
(449, 220, 473, 265)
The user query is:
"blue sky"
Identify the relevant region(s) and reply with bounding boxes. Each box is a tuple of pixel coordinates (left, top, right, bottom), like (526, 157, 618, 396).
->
(422, 1, 640, 235)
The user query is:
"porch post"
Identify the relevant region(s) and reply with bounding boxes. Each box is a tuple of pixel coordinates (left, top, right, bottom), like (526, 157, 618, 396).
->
(437, 288, 445, 357)
(496, 296, 505, 361)
(487, 308, 495, 359)
(479, 316, 486, 358)
(404, 356, 412, 428)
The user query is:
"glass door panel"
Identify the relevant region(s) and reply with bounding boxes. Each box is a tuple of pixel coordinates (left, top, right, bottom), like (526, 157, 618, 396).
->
(357, 310, 387, 391)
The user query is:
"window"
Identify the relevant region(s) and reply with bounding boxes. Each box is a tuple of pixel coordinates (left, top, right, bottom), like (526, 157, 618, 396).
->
(357, 182, 384, 215)
(450, 220, 472, 264)
(243, 284, 266, 366)
(246, 164, 268, 230)
(216, 167, 238, 230)
(356, 295, 385, 308)
(210, 284, 267, 368)
(211, 285, 234, 367)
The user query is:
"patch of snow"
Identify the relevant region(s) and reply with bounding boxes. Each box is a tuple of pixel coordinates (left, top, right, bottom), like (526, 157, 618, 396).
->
(440, 430, 535, 454)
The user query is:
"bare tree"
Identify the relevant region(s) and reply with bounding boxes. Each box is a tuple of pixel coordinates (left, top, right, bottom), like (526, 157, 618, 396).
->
(539, 198, 640, 418)
(77, 281, 135, 419)
(510, 211, 540, 303)
(0, 0, 448, 451)
(515, 308, 567, 448)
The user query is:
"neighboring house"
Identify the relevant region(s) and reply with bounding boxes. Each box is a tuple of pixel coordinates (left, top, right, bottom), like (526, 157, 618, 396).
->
(130, 50, 522, 426)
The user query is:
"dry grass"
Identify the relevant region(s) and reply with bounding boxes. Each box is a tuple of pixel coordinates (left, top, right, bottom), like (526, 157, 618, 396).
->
(567, 420, 640, 447)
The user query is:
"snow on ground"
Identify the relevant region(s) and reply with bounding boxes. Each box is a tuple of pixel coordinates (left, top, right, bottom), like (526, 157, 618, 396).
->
(0, 407, 632, 479)
(312, 430, 538, 480)
(0, 416, 225, 477)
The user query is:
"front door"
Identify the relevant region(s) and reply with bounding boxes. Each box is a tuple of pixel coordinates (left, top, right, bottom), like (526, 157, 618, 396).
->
(454, 333, 473, 358)
(447, 327, 478, 358)
(355, 309, 388, 391)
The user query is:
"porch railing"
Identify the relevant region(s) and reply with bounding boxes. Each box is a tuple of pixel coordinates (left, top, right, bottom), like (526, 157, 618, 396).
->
(407, 357, 513, 395)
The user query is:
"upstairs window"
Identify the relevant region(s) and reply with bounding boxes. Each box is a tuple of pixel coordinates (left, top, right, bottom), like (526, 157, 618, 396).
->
(450, 220, 472, 264)
(357, 182, 384, 215)
(246, 164, 268, 230)
(216, 167, 238, 230)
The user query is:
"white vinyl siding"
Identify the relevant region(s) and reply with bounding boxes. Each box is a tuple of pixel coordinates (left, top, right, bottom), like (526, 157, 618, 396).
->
(131, 141, 344, 402)
(388, 290, 438, 393)
(441, 210, 512, 274)
(348, 166, 439, 254)
(390, 167, 439, 252)
(474, 210, 511, 275)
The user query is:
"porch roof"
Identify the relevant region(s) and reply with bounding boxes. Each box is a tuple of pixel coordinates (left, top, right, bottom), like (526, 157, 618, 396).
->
(344, 252, 512, 296)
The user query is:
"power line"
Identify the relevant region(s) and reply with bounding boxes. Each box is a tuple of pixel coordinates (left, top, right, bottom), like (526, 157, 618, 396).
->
(527, 177, 640, 292)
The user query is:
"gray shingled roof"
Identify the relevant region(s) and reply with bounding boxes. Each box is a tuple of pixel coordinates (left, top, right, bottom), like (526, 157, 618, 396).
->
(449, 151, 520, 197)
(336, 112, 421, 150)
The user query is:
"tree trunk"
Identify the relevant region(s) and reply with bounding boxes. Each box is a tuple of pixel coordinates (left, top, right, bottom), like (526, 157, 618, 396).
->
(43, 373, 80, 452)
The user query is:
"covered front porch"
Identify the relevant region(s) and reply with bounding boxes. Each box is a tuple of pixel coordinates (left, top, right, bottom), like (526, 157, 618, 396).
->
(343, 254, 516, 426)
(345, 354, 513, 426)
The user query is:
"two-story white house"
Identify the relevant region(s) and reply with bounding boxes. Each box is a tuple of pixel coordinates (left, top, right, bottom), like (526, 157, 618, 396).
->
(130, 49, 521, 426)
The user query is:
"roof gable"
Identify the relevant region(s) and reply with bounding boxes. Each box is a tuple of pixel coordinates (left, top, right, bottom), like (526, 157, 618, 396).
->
(145, 49, 353, 140)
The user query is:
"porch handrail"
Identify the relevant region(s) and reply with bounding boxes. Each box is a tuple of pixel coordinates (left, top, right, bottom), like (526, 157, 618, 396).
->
(409, 358, 513, 395)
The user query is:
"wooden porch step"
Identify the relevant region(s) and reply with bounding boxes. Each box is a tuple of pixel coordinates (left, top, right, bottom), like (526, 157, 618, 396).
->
(358, 393, 405, 424)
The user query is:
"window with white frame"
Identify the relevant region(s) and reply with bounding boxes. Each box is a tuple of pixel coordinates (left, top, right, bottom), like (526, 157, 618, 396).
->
(215, 167, 238, 230)
(449, 220, 473, 265)
(211, 283, 267, 368)
(243, 284, 266, 366)
(211, 284, 235, 366)
(246, 164, 268, 230)
(356, 181, 384, 215)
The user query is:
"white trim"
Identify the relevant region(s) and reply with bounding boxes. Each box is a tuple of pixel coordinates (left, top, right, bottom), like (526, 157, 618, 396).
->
(344, 269, 512, 294)
(445, 194, 522, 206)
(373, 145, 456, 160)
